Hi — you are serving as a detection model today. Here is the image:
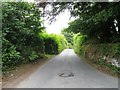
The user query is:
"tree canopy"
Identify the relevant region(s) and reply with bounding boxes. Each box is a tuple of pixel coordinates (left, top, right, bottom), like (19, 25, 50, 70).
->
(40, 2, 120, 43)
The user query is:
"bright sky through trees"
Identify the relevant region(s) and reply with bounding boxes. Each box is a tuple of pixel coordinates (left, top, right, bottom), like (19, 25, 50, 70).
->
(44, 9, 75, 34)
(27, 0, 75, 34)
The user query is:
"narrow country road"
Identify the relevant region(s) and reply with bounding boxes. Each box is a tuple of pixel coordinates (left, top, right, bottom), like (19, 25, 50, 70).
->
(15, 49, 118, 88)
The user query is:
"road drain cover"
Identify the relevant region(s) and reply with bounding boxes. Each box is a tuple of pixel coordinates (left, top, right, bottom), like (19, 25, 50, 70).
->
(59, 72, 74, 77)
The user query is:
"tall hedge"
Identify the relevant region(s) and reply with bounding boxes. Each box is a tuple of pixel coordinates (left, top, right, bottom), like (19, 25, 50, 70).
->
(39, 33, 68, 54)
(73, 33, 120, 73)
(2, 2, 68, 71)
(73, 33, 87, 54)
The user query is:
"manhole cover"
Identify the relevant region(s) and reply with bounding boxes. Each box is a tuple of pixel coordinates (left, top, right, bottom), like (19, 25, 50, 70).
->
(59, 72, 74, 77)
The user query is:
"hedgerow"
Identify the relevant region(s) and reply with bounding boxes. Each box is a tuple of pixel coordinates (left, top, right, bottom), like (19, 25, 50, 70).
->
(2, 2, 68, 72)
(73, 33, 87, 54)
(39, 33, 68, 54)
(73, 33, 120, 73)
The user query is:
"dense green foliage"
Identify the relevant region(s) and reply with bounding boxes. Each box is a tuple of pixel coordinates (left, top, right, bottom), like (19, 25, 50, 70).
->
(61, 29, 74, 48)
(0, 2, 2, 73)
(2, 2, 67, 71)
(81, 2, 120, 43)
(73, 33, 120, 59)
(73, 33, 87, 54)
(40, 33, 68, 54)
(2, 2, 45, 70)
(70, 3, 120, 70)
(73, 33, 120, 73)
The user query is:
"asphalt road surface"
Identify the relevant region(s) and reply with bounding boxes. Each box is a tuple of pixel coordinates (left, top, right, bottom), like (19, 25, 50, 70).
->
(15, 49, 118, 88)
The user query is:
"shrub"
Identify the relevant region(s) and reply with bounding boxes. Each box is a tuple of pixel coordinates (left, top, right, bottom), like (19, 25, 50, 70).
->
(73, 33, 87, 54)
(39, 33, 68, 54)
(73, 33, 120, 74)
(2, 38, 20, 69)
(2, 2, 45, 71)
(2, 2, 68, 72)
